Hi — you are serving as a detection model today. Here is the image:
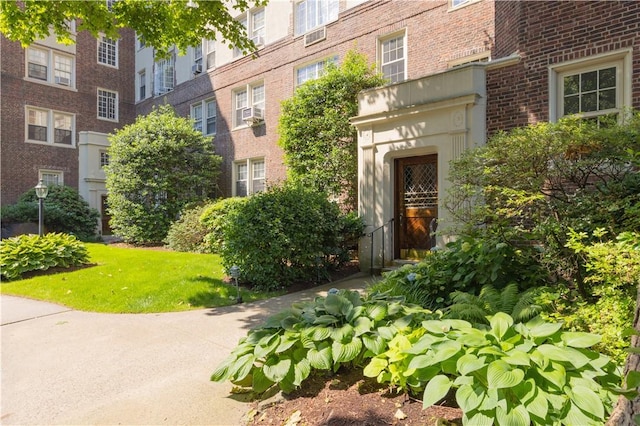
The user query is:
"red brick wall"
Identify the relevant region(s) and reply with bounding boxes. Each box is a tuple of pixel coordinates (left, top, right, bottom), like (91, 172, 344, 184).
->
(139, 0, 495, 197)
(0, 29, 135, 206)
(487, 0, 640, 136)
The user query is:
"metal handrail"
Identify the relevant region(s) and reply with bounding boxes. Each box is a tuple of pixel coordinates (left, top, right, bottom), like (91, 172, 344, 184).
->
(367, 218, 394, 274)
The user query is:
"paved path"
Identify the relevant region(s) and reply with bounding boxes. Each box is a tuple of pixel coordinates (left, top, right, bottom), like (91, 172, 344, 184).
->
(1, 273, 376, 425)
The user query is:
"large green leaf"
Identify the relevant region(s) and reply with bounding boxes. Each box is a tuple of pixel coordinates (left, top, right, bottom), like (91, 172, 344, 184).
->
(353, 316, 373, 336)
(363, 357, 387, 377)
(346, 305, 366, 322)
(536, 344, 590, 368)
(422, 375, 452, 408)
(456, 328, 490, 347)
(275, 333, 299, 353)
(496, 404, 530, 426)
(525, 317, 563, 339)
(487, 360, 524, 389)
(422, 320, 451, 334)
(463, 411, 494, 426)
(407, 354, 434, 370)
(306, 326, 332, 341)
(563, 401, 602, 426)
(366, 303, 387, 321)
(293, 358, 311, 387)
(524, 390, 548, 421)
(377, 326, 396, 341)
(457, 353, 486, 376)
(560, 331, 602, 348)
(405, 333, 445, 354)
(502, 349, 531, 366)
(252, 367, 274, 394)
(263, 357, 292, 383)
(456, 384, 485, 412)
(537, 362, 566, 390)
(362, 334, 386, 355)
(569, 385, 605, 419)
(314, 314, 339, 325)
(331, 323, 355, 342)
(231, 353, 256, 382)
(332, 337, 362, 364)
(254, 333, 281, 358)
(489, 312, 513, 340)
(430, 340, 463, 365)
(307, 342, 332, 370)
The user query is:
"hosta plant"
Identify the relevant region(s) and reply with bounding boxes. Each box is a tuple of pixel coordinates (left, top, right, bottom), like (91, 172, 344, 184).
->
(0, 232, 90, 280)
(364, 313, 624, 425)
(211, 290, 435, 394)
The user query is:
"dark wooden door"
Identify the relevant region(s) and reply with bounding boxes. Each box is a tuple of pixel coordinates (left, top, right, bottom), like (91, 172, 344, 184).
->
(395, 155, 438, 259)
(101, 195, 112, 235)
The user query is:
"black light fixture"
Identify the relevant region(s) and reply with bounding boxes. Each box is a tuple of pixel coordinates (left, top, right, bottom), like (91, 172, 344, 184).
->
(229, 265, 243, 304)
(34, 180, 49, 237)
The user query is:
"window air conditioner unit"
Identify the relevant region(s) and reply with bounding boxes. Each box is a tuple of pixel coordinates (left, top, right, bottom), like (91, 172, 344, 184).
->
(304, 26, 326, 47)
(242, 107, 263, 124)
(55, 76, 70, 86)
(251, 35, 264, 47)
(192, 63, 203, 74)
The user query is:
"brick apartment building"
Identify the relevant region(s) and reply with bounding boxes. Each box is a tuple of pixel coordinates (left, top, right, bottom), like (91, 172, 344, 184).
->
(0, 26, 136, 233)
(1, 0, 638, 258)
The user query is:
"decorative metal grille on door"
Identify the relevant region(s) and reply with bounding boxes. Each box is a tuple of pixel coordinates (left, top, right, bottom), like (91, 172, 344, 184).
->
(404, 163, 437, 208)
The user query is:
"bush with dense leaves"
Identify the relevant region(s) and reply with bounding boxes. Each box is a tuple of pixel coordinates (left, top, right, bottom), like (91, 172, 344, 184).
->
(164, 203, 210, 253)
(199, 197, 248, 254)
(1, 185, 100, 241)
(0, 233, 90, 280)
(105, 104, 222, 245)
(364, 313, 625, 426)
(220, 184, 363, 291)
(368, 234, 544, 310)
(211, 289, 435, 394)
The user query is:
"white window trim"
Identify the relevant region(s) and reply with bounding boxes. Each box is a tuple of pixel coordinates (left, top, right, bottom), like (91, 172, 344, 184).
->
(137, 69, 146, 102)
(25, 45, 76, 89)
(548, 49, 632, 122)
(378, 30, 407, 84)
(232, 82, 264, 129)
(295, 55, 338, 86)
(39, 169, 64, 186)
(97, 88, 119, 122)
(233, 158, 266, 197)
(449, 0, 480, 11)
(97, 35, 119, 68)
(154, 53, 175, 96)
(25, 106, 76, 148)
(294, 0, 339, 36)
(100, 150, 110, 168)
(205, 39, 216, 69)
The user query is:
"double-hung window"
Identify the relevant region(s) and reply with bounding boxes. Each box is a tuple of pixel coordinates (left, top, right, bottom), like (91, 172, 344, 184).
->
(27, 46, 75, 87)
(205, 39, 216, 69)
(380, 33, 406, 84)
(235, 158, 265, 196)
(194, 43, 203, 69)
(191, 99, 217, 135)
(233, 82, 264, 127)
(295, 0, 338, 35)
(26, 107, 75, 146)
(234, 8, 266, 57)
(550, 50, 631, 124)
(296, 56, 338, 86)
(98, 36, 118, 67)
(138, 70, 146, 101)
(154, 55, 175, 95)
(97, 88, 118, 121)
(39, 170, 64, 186)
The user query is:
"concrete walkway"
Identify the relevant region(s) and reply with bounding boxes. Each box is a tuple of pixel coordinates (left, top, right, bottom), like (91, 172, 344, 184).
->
(0, 273, 378, 425)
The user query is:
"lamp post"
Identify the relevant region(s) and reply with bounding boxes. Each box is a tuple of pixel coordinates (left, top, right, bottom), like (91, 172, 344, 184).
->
(34, 180, 48, 237)
(229, 265, 243, 304)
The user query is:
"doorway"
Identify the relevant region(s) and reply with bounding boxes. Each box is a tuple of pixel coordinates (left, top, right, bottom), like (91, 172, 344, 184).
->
(101, 195, 112, 236)
(395, 155, 438, 259)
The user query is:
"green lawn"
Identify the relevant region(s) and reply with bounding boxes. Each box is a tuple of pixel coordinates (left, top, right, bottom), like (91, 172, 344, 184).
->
(0, 243, 281, 313)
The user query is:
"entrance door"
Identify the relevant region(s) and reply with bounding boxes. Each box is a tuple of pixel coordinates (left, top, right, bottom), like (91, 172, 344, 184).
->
(395, 155, 438, 259)
(101, 195, 112, 235)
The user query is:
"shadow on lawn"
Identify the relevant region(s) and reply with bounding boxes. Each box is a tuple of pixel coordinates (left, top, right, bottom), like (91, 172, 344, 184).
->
(186, 275, 267, 308)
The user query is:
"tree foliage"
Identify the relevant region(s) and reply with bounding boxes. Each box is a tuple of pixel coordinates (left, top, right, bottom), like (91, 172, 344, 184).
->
(278, 50, 386, 212)
(105, 104, 222, 244)
(446, 113, 640, 294)
(0, 0, 266, 57)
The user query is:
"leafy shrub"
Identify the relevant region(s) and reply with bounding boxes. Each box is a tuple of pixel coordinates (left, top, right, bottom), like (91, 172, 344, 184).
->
(199, 197, 248, 254)
(541, 230, 640, 364)
(164, 203, 210, 253)
(445, 283, 549, 326)
(105, 104, 222, 245)
(0, 233, 90, 280)
(1, 185, 99, 240)
(368, 234, 544, 310)
(220, 184, 363, 291)
(364, 313, 623, 425)
(211, 289, 435, 394)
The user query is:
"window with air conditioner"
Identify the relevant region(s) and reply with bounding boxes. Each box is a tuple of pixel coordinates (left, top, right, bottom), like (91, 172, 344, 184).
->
(26, 106, 75, 147)
(295, 0, 338, 35)
(234, 8, 266, 57)
(193, 43, 203, 74)
(26, 46, 75, 87)
(234, 158, 265, 196)
(234, 82, 264, 128)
